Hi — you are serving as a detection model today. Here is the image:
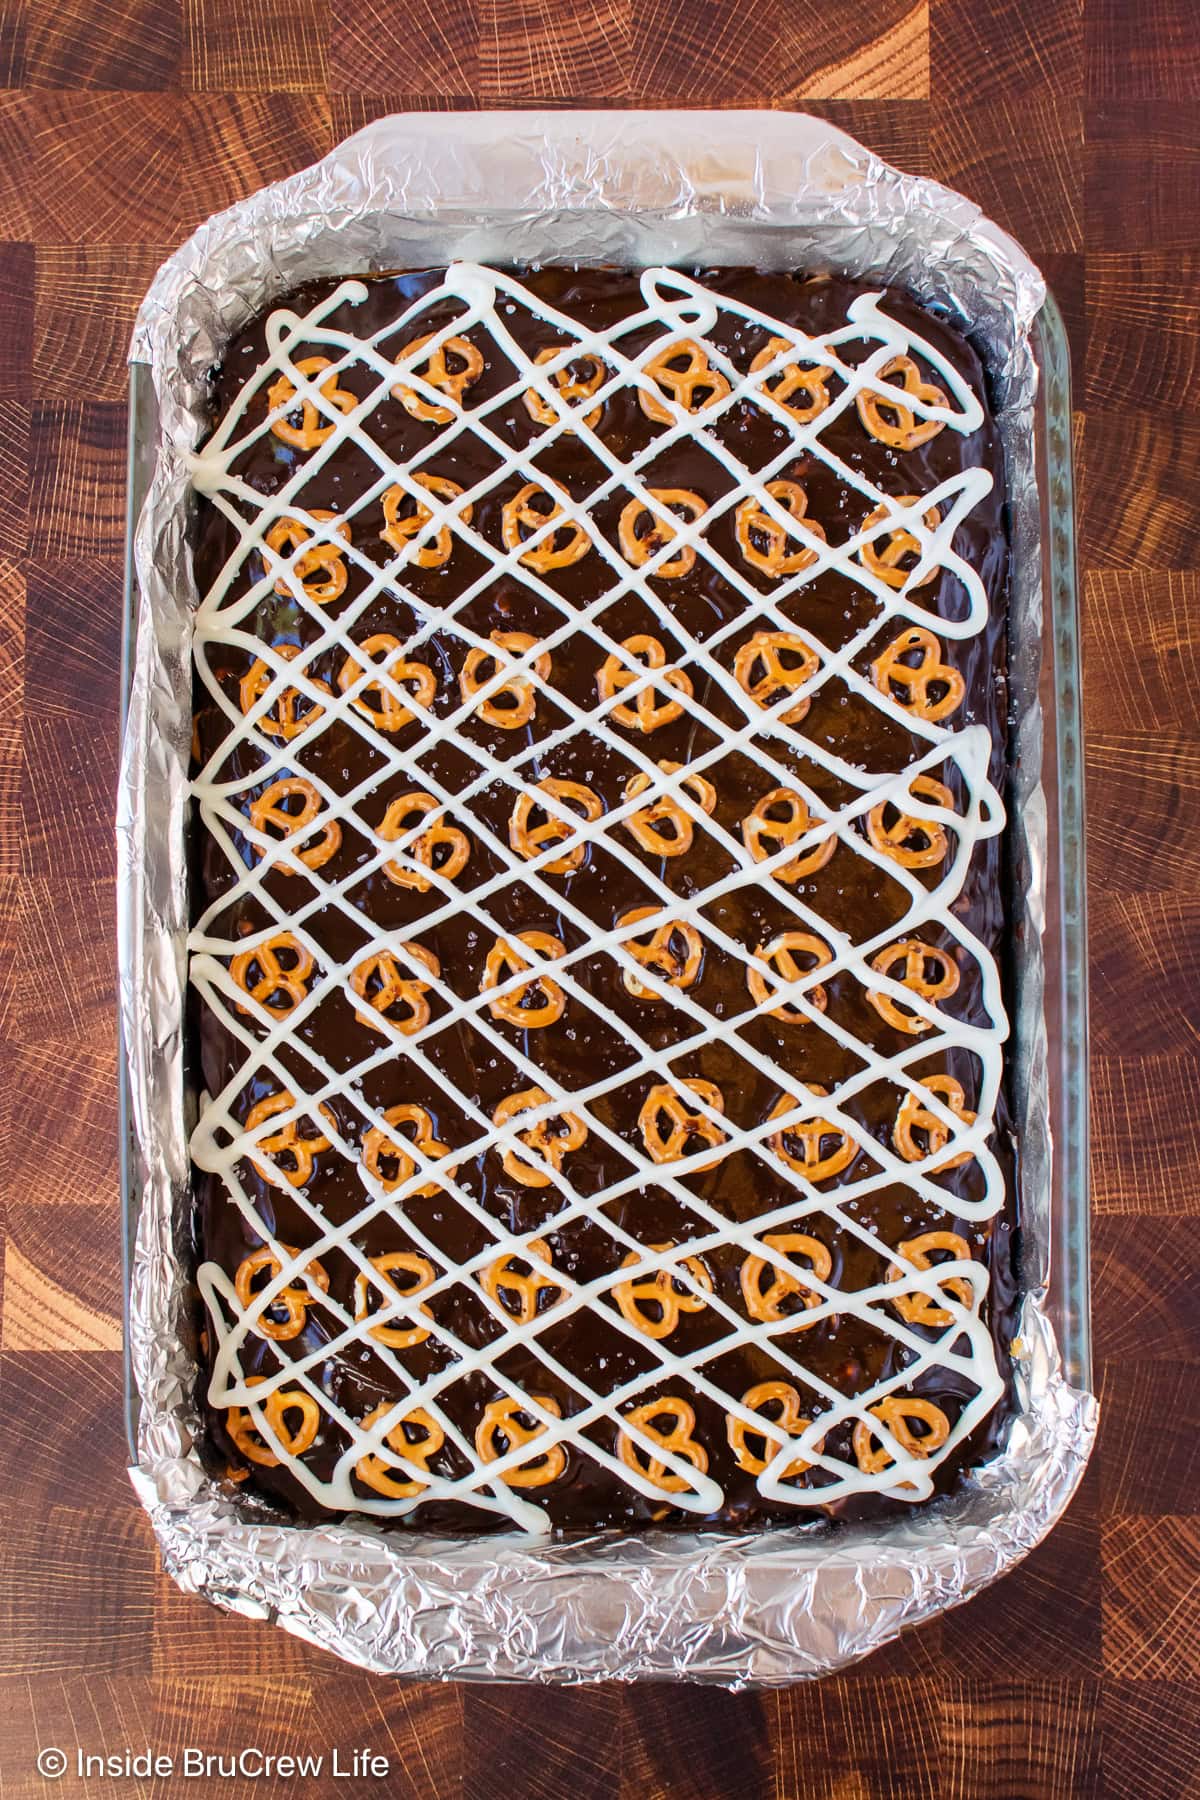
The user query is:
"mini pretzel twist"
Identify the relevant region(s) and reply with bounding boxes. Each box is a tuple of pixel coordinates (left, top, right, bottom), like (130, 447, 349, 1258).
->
(740, 1231, 833, 1327)
(338, 635, 437, 732)
(476, 1394, 566, 1487)
(509, 777, 603, 874)
(638, 340, 730, 424)
(361, 1103, 452, 1196)
(622, 760, 716, 857)
(392, 332, 483, 423)
(735, 479, 827, 577)
(746, 930, 833, 1021)
(867, 939, 960, 1034)
(617, 489, 706, 579)
(350, 941, 440, 1037)
(727, 1380, 817, 1477)
(871, 626, 965, 724)
(638, 1078, 726, 1170)
(741, 787, 836, 884)
(524, 344, 606, 431)
(492, 1086, 588, 1188)
(460, 630, 552, 729)
(749, 337, 832, 423)
(234, 1244, 329, 1341)
(617, 1397, 708, 1493)
(596, 634, 694, 732)
(267, 355, 355, 450)
(479, 1237, 562, 1324)
(616, 907, 704, 998)
(230, 930, 314, 1018)
(265, 511, 352, 604)
(893, 1076, 976, 1170)
(859, 496, 942, 591)
(356, 1403, 444, 1498)
(377, 791, 471, 891)
(248, 776, 342, 873)
(856, 354, 949, 451)
(867, 774, 955, 869)
(244, 1090, 335, 1189)
(852, 1396, 950, 1477)
(501, 480, 592, 572)
(239, 643, 329, 741)
(481, 931, 567, 1027)
(733, 630, 821, 725)
(380, 474, 472, 568)
(766, 1086, 858, 1183)
(353, 1251, 437, 1348)
(613, 1242, 713, 1339)
(886, 1230, 975, 1327)
(227, 1377, 320, 1467)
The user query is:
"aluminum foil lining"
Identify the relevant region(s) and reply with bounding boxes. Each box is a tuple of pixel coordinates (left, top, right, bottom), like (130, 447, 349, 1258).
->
(118, 110, 1097, 1684)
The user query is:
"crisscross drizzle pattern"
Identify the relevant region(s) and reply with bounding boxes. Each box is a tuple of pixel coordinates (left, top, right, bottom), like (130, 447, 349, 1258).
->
(189, 265, 1009, 1533)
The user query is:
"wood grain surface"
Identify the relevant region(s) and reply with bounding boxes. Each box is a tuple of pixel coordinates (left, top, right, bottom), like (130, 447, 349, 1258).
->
(0, 2, 1197, 1795)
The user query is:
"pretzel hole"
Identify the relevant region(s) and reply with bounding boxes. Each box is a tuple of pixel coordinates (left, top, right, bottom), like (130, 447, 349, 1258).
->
(659, 350, 721, 403)
(876, 801, 937, 855)
(629, 503, 688, 556)
(515, 492, 575, 551)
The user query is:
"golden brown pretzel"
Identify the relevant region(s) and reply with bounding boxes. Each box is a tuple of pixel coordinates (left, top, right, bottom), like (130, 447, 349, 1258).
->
(740, 1231, 833, 1327)
(638, 340, 730, 424)
(480, 931, 567, 1027)
(239, 644, 329, 741)
(243, 1090, 335, 1189)
(380, 474, 472, 568)
(886, 1229, 975, 1329)
(234, 1244, 329, 1341)
(377, 791, 471, 892)
(852, 1396, 950, 1476)
(350, 941, 440, 1036)
(617, 489, 707, 579)
(638, 1078, 726, 1169)
(479, 1238, 562, 1324)
(616, 907, 704, 998)
(749, 337, 832, 423)
(265, 511, 352, 604)
(617, 1397, 708, 1493)
(361, 1103, 451, 1196)
(766, 1086, 858, 1183)
(230, 931, 314, 1018)
(356, 1403, 444, 1497)
(492, 1086, 588, 1188)
(733, 630, 821, 725)
(509, 778, 603, 874)
(227, 1377, 320, 1467)
(856, 354, 948, 451)
(866, 774, 955, 869)
(392, 332, 483, 422)
(267, 356, 355, 449)
(726, 1380, 817, 1477)
(501, 481, 592, 572)
(476, 1395, 566, 1487)
(741, 787, 836, 884)
(735, 480, 827, 577)
(622, 760, 716, 857)
(870, 626, 965, 723)
(524, 344, 606, 431)
(613, 1242, 712, 1339)
(858, 496, 942, 590)
(248, 776, 342, 873)
(460, 630, 552, 729)
(867, 939, 960, 1034)
(353, 1251, 437, 1349)
(892, 1076, 975, 1170)
(596, 634, 693, 732)
(337, 635, 437, 733)
(746, 930, 833, 1021)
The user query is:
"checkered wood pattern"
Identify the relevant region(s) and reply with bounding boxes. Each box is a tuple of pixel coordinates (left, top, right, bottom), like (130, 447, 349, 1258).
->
(0, 1, 1196, 1793)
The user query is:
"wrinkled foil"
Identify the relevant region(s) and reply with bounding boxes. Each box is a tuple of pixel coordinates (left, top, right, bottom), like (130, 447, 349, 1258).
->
(118, 111, 1097, 1684)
